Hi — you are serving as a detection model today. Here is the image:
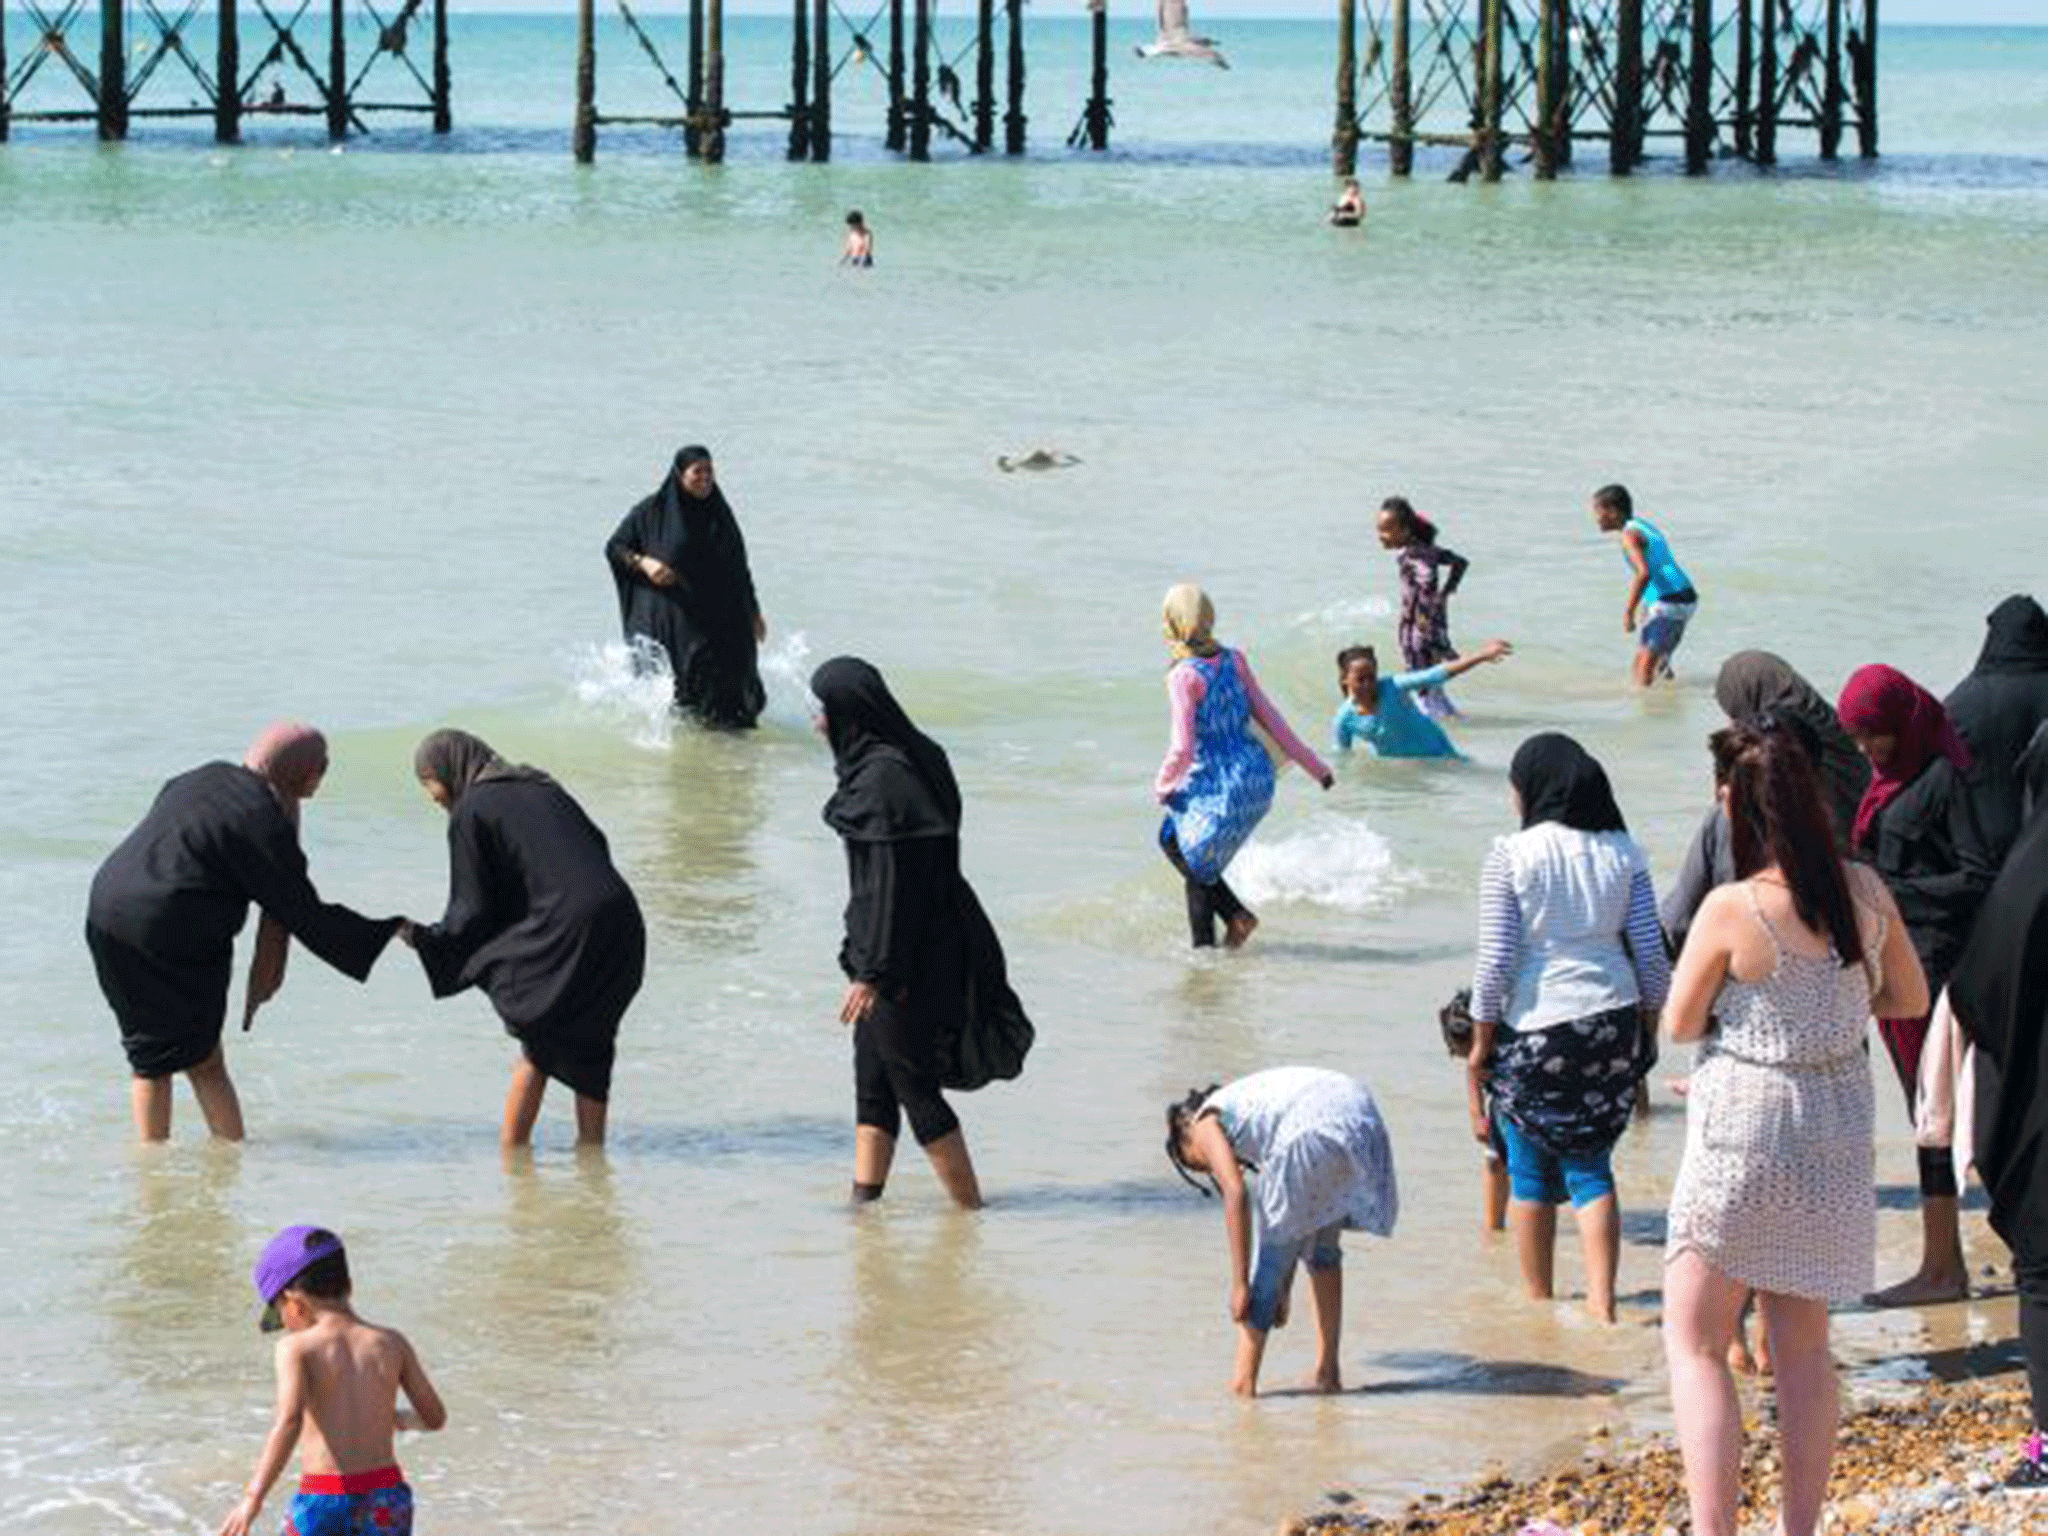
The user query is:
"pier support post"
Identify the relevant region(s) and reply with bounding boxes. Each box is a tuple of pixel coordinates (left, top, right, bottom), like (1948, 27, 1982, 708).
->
(909, 0, 930, 159)
(1083, 0, 1108, 152)
(811, 0, 831, 159)
(1534, 0, 1558, 179)
(1389, 0, 1412, 176)
(1612, 0, 1642, 174)
(1820, 0, 1843, 159)
(1003, 0, 1024, 153)
(1854, 0, 1876, 158)
(1555, 0, 1572, 166)
(788, 0, 810, 159)
(703, 0, 725, 162)
(886, 0, 905, 151)
(327, 0, 346, 139)
(1333, 0, 1357, 176)
(1733, 0, 1753, 159)
(574, 0, 596, 161)
(686, 0, 704, 157)
(1755, 0, 1777, 165)
(216, 0, 241, 142)
(973, 0, 994, 151)
(1479, 0, 1504, 181)
(98, 0, 128, 140)
(433, 0, 451, 132)
(1685, 0, 1712, 173)
(1, 0, 9, 144)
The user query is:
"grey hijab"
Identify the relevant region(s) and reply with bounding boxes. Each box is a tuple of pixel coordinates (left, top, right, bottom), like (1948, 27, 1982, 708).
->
(412, 729, 555, 808)
(1714, 650, 1869, 845)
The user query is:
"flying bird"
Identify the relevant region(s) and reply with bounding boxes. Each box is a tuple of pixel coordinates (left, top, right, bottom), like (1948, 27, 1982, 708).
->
(1135, 0, 1229, 69)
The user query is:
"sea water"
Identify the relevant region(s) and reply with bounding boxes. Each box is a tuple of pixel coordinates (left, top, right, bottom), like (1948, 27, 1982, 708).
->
(2, 16, 2045, 1535)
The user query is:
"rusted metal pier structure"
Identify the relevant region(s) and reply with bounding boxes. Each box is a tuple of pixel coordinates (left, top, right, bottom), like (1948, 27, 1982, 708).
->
(1332, 1, 1879, 179)
(0, 0, 450, 142)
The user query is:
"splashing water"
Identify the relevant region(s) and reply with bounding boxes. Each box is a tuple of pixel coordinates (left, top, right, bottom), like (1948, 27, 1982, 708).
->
(757, 629, 815, 731)
(569, 637, 678, 750)
(1294, 594, 1394, 630)
(1228, 813, 1416, 914)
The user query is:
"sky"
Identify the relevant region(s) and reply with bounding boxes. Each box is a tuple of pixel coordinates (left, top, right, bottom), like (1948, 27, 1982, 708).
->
(445, 2, 2046, 19)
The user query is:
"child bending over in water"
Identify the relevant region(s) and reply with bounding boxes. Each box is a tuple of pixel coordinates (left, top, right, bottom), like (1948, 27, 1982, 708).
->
(1333, 639, 1514, 758)
(220, 1226, 445, 1536)
(1441, 989, 1509, 1233)
(1378, 497, 1470, 718)
(1165, 1067, 1398, 1397)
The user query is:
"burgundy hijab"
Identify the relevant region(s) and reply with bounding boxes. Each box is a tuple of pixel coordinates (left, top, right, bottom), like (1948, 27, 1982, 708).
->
(1836, 665, 1972, 851)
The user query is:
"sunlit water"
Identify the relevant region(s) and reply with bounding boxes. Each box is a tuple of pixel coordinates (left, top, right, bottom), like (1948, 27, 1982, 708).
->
(2, 18, 2045, 1535)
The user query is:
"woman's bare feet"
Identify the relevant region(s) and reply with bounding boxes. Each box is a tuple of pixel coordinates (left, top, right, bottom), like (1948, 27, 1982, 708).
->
(1223, 913, 1260, 949)
(1309, 1367, 1343, 1394)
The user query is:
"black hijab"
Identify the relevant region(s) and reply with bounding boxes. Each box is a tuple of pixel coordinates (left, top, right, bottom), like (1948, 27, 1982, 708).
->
(813, 657, 961, 843)
(1510, 733, 1627, 834)
(1971, 593, 2048, 676)
(1714, 649, 1869, 843)
(413, 729, 555, 809)
(613, 446, 758, 630)
(1947, 793, 2048, 1261)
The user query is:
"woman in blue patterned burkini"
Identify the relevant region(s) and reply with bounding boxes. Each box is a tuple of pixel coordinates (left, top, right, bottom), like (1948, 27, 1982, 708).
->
(1154, 584, 1333, 949)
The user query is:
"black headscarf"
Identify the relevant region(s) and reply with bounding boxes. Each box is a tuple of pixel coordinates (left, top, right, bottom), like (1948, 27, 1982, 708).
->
(1971, 593, 2048, 676)
(1509, 732, 1627, 834)
(813, 657, 961, 843)
(1714, 649, 1869, 843)
(413, 729, 555, 809)
(612, 446, 759, 634)
(1947, 793, 2048, 1262)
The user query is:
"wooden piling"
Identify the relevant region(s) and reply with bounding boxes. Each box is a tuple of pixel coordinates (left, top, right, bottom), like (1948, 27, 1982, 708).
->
(887, 0, 905, 151)
(327, 0, 347, 139)
(1685, 0, 1712, 173)
(974, 0, 995, 151)
(1003, 0, 1025, 154)
(1, 0, 10, 145)
(811, 0, 831, 159)
(216, 0, 242, 143)
(1855, 0, 1876, 158)
(574, 0, 596, 161)
(1389, 0, 1412, 176)
(1755, 0, 1778, 166)
(1555, 0, 1572, 166)
(1479, 0, 1504, 181)
(909, 0, 930, 160)
(1820, 0, 1843, 159)
(1333, 0, 1357, 176)
(1084, 0, 1109, 152)
(1534, 0, 1558, 179)
(1612, 0, 1643, 174)
(788, 0, 810, 159)
(433, 0, 451, 133)
(703, 0, 725, 162)
(1733, 0, 1753, 159)
(686, 0, 704, 156)
(98, 0, 128, 140)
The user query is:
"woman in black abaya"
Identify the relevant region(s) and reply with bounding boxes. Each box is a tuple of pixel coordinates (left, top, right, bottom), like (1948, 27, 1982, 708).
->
(407, 730, 646, 1149)
(606, 445, 769, 729)
(813, 657, 1033, 1209)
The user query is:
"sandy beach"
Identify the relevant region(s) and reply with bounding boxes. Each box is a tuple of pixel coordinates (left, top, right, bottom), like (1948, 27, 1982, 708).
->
(1291, 1371, 2037, 1535)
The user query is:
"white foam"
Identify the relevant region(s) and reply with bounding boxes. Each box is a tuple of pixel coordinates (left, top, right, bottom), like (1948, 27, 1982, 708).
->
(1226, 813, 1416, 914)
(756, 629, 815, 731)
(1294, 594, 1394, 629)
(569, 637, 678, 750)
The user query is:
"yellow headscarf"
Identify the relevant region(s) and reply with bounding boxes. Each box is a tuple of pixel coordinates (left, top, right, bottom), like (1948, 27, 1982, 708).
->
(1161, 583, 1223, 661)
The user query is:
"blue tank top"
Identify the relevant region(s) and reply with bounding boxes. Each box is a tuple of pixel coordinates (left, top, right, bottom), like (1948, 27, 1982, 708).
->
(1624, 517, 1694, 603)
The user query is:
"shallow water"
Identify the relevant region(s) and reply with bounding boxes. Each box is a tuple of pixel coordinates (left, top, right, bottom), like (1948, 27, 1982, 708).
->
(2, 18, 2045, 1535)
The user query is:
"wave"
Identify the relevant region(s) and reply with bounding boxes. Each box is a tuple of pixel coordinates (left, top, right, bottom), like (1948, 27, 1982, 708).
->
(568, 630, 816, 748)
(1226, 812, 1416, 914)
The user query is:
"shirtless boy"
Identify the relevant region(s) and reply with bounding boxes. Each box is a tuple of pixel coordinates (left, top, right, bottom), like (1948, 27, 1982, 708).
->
(220, 1226, 445, 1536)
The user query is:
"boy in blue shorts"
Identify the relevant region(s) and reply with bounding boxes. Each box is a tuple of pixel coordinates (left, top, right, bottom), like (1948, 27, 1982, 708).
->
(1593, 483, 1700, 687)
(219, 1225, 445, 1536)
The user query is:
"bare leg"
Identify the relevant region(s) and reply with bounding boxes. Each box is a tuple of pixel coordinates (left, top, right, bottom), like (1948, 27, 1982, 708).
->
(186, 1047, 245, 1142)
(1575, 1193, 1620, 1323)
(501, 1058, 547, 1148)
(131, 1074, 173, 1143)
(1868, 1194, 1968, 1305)
(853, 1124, 897, 1199)
(1727, 1290, 1759, 1376)
(573, 1093, 608, 1148)
(1231, 1323, 1268, 1397)
(1632, 648, 1659, 688)
(1482, 1160, 1509, 1233)
(1222, 913, 1260, 949)
(1512, 1199, 1558, 1299)
(1663, 1248, 1748, 1536)
(922, 1128, 983, 1210)
(1760, 1292, 1838, 1536)
(1307, 1263, 1344, 1391)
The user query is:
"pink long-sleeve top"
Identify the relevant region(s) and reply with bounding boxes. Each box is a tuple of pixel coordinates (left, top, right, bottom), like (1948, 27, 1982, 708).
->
(1154, 650, 1330, 802)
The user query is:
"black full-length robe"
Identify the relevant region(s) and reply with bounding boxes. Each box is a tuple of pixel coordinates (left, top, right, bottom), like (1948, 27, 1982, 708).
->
(605, 466, 765, 729)
(1946, 594, 2048, 870)
(1862, 755, 1997, 1000)
(85, 762, 398, 1077)
(412, 778, 645, 1101)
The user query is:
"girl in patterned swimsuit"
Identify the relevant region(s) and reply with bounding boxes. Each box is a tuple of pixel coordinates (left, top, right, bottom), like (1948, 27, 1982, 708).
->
(1377, 497, 1470, 719)
(1661, 721, 1926, 1536)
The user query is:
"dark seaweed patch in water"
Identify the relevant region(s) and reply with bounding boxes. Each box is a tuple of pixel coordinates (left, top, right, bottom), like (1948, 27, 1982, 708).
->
(988, 1178, 1191, 1215)
(1268, 1351, 1625, 1400)
(607, 1115, 846, 1161)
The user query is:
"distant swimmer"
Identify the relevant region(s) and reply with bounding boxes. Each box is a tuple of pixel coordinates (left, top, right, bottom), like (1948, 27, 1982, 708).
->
(1329, 177, 1365, 227)
(1135, 0, 1229, 69)
(996, 449, 1080, 472)
(840, 210, 874, 268)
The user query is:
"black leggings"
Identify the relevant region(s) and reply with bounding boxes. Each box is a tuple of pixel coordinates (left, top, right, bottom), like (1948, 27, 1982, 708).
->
(2020, 1249, 2048, 1434)
(1160, 827, 1249, 948)
(853, 993, 959, 1147)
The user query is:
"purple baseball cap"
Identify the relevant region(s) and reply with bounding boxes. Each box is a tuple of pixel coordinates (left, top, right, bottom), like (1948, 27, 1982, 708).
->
(252, 1225, 344, 1332)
